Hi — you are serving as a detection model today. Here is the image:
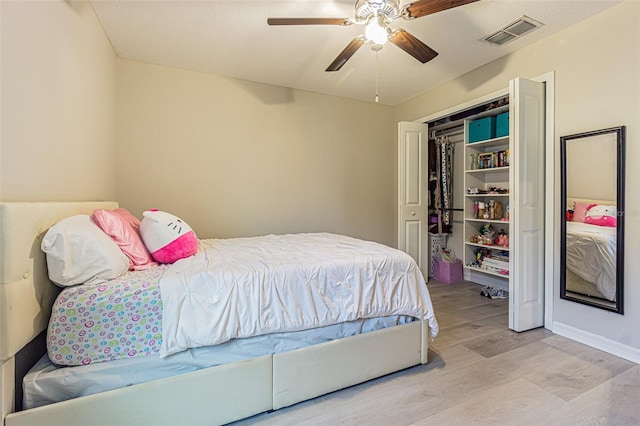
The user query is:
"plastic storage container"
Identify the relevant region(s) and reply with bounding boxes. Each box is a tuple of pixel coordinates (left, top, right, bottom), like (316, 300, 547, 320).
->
(468, 117, 496, 143)
(496, 112, 509, 137)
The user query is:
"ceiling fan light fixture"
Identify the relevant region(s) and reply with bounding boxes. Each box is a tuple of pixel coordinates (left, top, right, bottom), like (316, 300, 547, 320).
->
(364, 15, 389, 45)
(355, 0, 400, 21)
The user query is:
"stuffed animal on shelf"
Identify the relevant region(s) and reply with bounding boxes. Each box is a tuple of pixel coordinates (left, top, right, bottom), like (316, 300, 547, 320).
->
(494, 230, 509, 248)
(140, 209, 199, 263)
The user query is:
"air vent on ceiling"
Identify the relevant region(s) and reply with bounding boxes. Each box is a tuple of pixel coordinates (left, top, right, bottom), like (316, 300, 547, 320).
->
(484, 16, 543, 46)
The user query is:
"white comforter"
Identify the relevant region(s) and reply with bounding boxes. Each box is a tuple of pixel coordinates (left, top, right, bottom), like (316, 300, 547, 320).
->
(160, 233, 438, 357)
(565, 222, 617, 301)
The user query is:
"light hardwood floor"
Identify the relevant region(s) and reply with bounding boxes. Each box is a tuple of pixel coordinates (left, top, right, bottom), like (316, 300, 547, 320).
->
(235, 280, 640, 425)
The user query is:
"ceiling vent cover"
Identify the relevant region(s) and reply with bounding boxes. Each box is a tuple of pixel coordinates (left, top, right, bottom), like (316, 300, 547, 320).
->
(484, 16, 543, 46)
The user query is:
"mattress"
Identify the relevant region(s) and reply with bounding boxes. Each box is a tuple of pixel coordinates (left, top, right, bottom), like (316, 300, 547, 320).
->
(26, 315, 414, 409)
(48, 232, 438, 367)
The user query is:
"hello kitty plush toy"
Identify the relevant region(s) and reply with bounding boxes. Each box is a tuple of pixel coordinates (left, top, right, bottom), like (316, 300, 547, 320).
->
(584, 204, 617, 228)
(139, 209, 199, 263)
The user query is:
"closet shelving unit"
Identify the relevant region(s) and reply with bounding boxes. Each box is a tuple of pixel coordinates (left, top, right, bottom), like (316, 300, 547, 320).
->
(463, 105, 511, 282)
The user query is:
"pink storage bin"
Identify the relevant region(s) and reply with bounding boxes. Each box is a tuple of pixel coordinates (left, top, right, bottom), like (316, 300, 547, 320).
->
(433, 259, 463, 284)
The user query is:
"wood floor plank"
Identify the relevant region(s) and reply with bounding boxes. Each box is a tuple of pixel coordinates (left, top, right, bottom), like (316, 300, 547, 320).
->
(410, 378, 566, 426)
(565, 365, 640, 423)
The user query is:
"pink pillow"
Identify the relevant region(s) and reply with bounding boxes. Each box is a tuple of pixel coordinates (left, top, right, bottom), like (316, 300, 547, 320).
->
(92, 208, 156, 270)
(572, 202, 595, 223)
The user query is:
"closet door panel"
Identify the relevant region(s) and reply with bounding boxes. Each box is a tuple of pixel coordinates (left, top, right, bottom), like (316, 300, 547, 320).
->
(510, 77, 545, 332)
(398, 122, 429, 279)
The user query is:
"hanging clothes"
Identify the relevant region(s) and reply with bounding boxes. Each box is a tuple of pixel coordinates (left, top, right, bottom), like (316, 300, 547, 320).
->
(433, 134, 455, 235)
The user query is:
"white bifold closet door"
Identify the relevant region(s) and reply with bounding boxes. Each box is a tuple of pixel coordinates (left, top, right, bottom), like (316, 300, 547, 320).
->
(509, 77, 546, 332)
(397, 122, 429, 280)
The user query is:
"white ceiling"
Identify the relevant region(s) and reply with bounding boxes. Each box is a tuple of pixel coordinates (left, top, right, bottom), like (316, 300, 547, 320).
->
(90, 0, 621, 106)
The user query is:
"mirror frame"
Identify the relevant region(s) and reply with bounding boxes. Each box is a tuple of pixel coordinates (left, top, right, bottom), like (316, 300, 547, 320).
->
(560, 126, 625, 314)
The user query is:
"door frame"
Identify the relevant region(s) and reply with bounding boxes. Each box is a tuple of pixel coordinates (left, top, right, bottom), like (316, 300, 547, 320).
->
(408, 71, 556, 330)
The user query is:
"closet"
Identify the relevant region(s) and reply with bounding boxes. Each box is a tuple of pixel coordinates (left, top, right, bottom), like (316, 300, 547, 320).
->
(398, 77, 547, 332)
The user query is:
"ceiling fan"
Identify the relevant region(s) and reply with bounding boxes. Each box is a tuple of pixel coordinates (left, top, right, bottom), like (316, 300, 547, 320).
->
(267, 0, 479, 72)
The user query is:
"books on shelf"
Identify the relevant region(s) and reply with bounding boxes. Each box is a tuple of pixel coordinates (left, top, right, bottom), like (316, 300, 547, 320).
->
(476, 149, 509, 169)
(482, 256, 509, 271)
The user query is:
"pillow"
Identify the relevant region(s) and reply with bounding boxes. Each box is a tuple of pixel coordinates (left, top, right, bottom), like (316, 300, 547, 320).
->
(92, 208, 156, 270)
(584, 204, 617, 227)
(41, 215, 130, 287)
(139, 210, 199, 264)
(572, 201, 595, 223)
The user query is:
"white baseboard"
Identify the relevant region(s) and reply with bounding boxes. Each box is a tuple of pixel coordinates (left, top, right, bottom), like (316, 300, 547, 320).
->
(552, 322, 640, 364)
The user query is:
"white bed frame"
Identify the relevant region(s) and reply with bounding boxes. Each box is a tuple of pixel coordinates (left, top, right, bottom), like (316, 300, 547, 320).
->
(0, 202, 430, 426)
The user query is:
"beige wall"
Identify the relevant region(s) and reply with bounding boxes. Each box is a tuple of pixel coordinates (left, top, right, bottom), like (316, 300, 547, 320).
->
(116, 60, 396, 246)
(0, 0, 117, 201)
(565, 133, 617, 202)
(395, 1, 640, 354)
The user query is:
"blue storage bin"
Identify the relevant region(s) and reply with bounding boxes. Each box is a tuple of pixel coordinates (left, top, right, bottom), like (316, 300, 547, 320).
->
(468, 117, 496, 143)
(496, 112, 509, 137)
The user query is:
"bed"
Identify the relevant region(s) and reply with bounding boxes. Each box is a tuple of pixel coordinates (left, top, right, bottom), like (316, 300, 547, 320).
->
(565, 197, 617, 301)
(0, 201, 437, 426)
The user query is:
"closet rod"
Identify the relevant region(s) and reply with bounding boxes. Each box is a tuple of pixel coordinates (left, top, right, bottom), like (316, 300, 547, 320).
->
(431, 128, 464, 139)
(432, 208, 464, 212)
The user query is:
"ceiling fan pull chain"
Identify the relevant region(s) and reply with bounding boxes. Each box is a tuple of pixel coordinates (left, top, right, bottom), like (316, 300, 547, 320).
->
(375, 50, 380, 103)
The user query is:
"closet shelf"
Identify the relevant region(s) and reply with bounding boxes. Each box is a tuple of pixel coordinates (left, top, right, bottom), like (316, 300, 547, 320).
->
(465, 193, 509, 197)
(465, 242, 510, 252)
(464, 265, 509, 278)
(465, 136, 509, 149)
(465, 218, 509, 224)
(465, 166, 509, 174)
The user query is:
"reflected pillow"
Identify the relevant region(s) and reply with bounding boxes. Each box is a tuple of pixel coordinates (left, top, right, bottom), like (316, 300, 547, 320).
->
(41, 215, 130, 287)
(92, 208, 156, 270)
(584, 204, 617, 227)
(572, 201, 595, 223)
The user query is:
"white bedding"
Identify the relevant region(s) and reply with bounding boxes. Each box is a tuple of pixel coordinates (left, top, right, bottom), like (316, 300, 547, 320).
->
(161, 233, 438, 357)
(565, 222, 616, 301)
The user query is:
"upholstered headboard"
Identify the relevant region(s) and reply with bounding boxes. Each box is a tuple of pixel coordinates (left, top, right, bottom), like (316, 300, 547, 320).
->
(566, 197, 615, 210)
(0, 202, 118, 362)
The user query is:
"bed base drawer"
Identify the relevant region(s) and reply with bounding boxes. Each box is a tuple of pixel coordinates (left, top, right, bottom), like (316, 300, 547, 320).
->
(272, 320, 423, 410)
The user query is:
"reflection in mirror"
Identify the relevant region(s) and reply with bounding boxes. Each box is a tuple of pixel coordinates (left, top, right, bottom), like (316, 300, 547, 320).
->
(560, 126, 625, 313)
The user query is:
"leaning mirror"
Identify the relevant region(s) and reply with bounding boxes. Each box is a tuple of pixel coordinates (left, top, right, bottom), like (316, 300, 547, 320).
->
(560, 126, 625, 313)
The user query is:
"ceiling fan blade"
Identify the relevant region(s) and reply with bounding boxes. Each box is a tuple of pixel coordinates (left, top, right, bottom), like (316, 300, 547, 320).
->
(402, 0, 479, 20)
(390, 30, 438, 63)
(267, 18, 352, 26)
(326, 37, 365, 72)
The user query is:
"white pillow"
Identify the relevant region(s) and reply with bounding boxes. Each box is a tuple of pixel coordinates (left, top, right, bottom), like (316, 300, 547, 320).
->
(41, 215, 129, 287)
